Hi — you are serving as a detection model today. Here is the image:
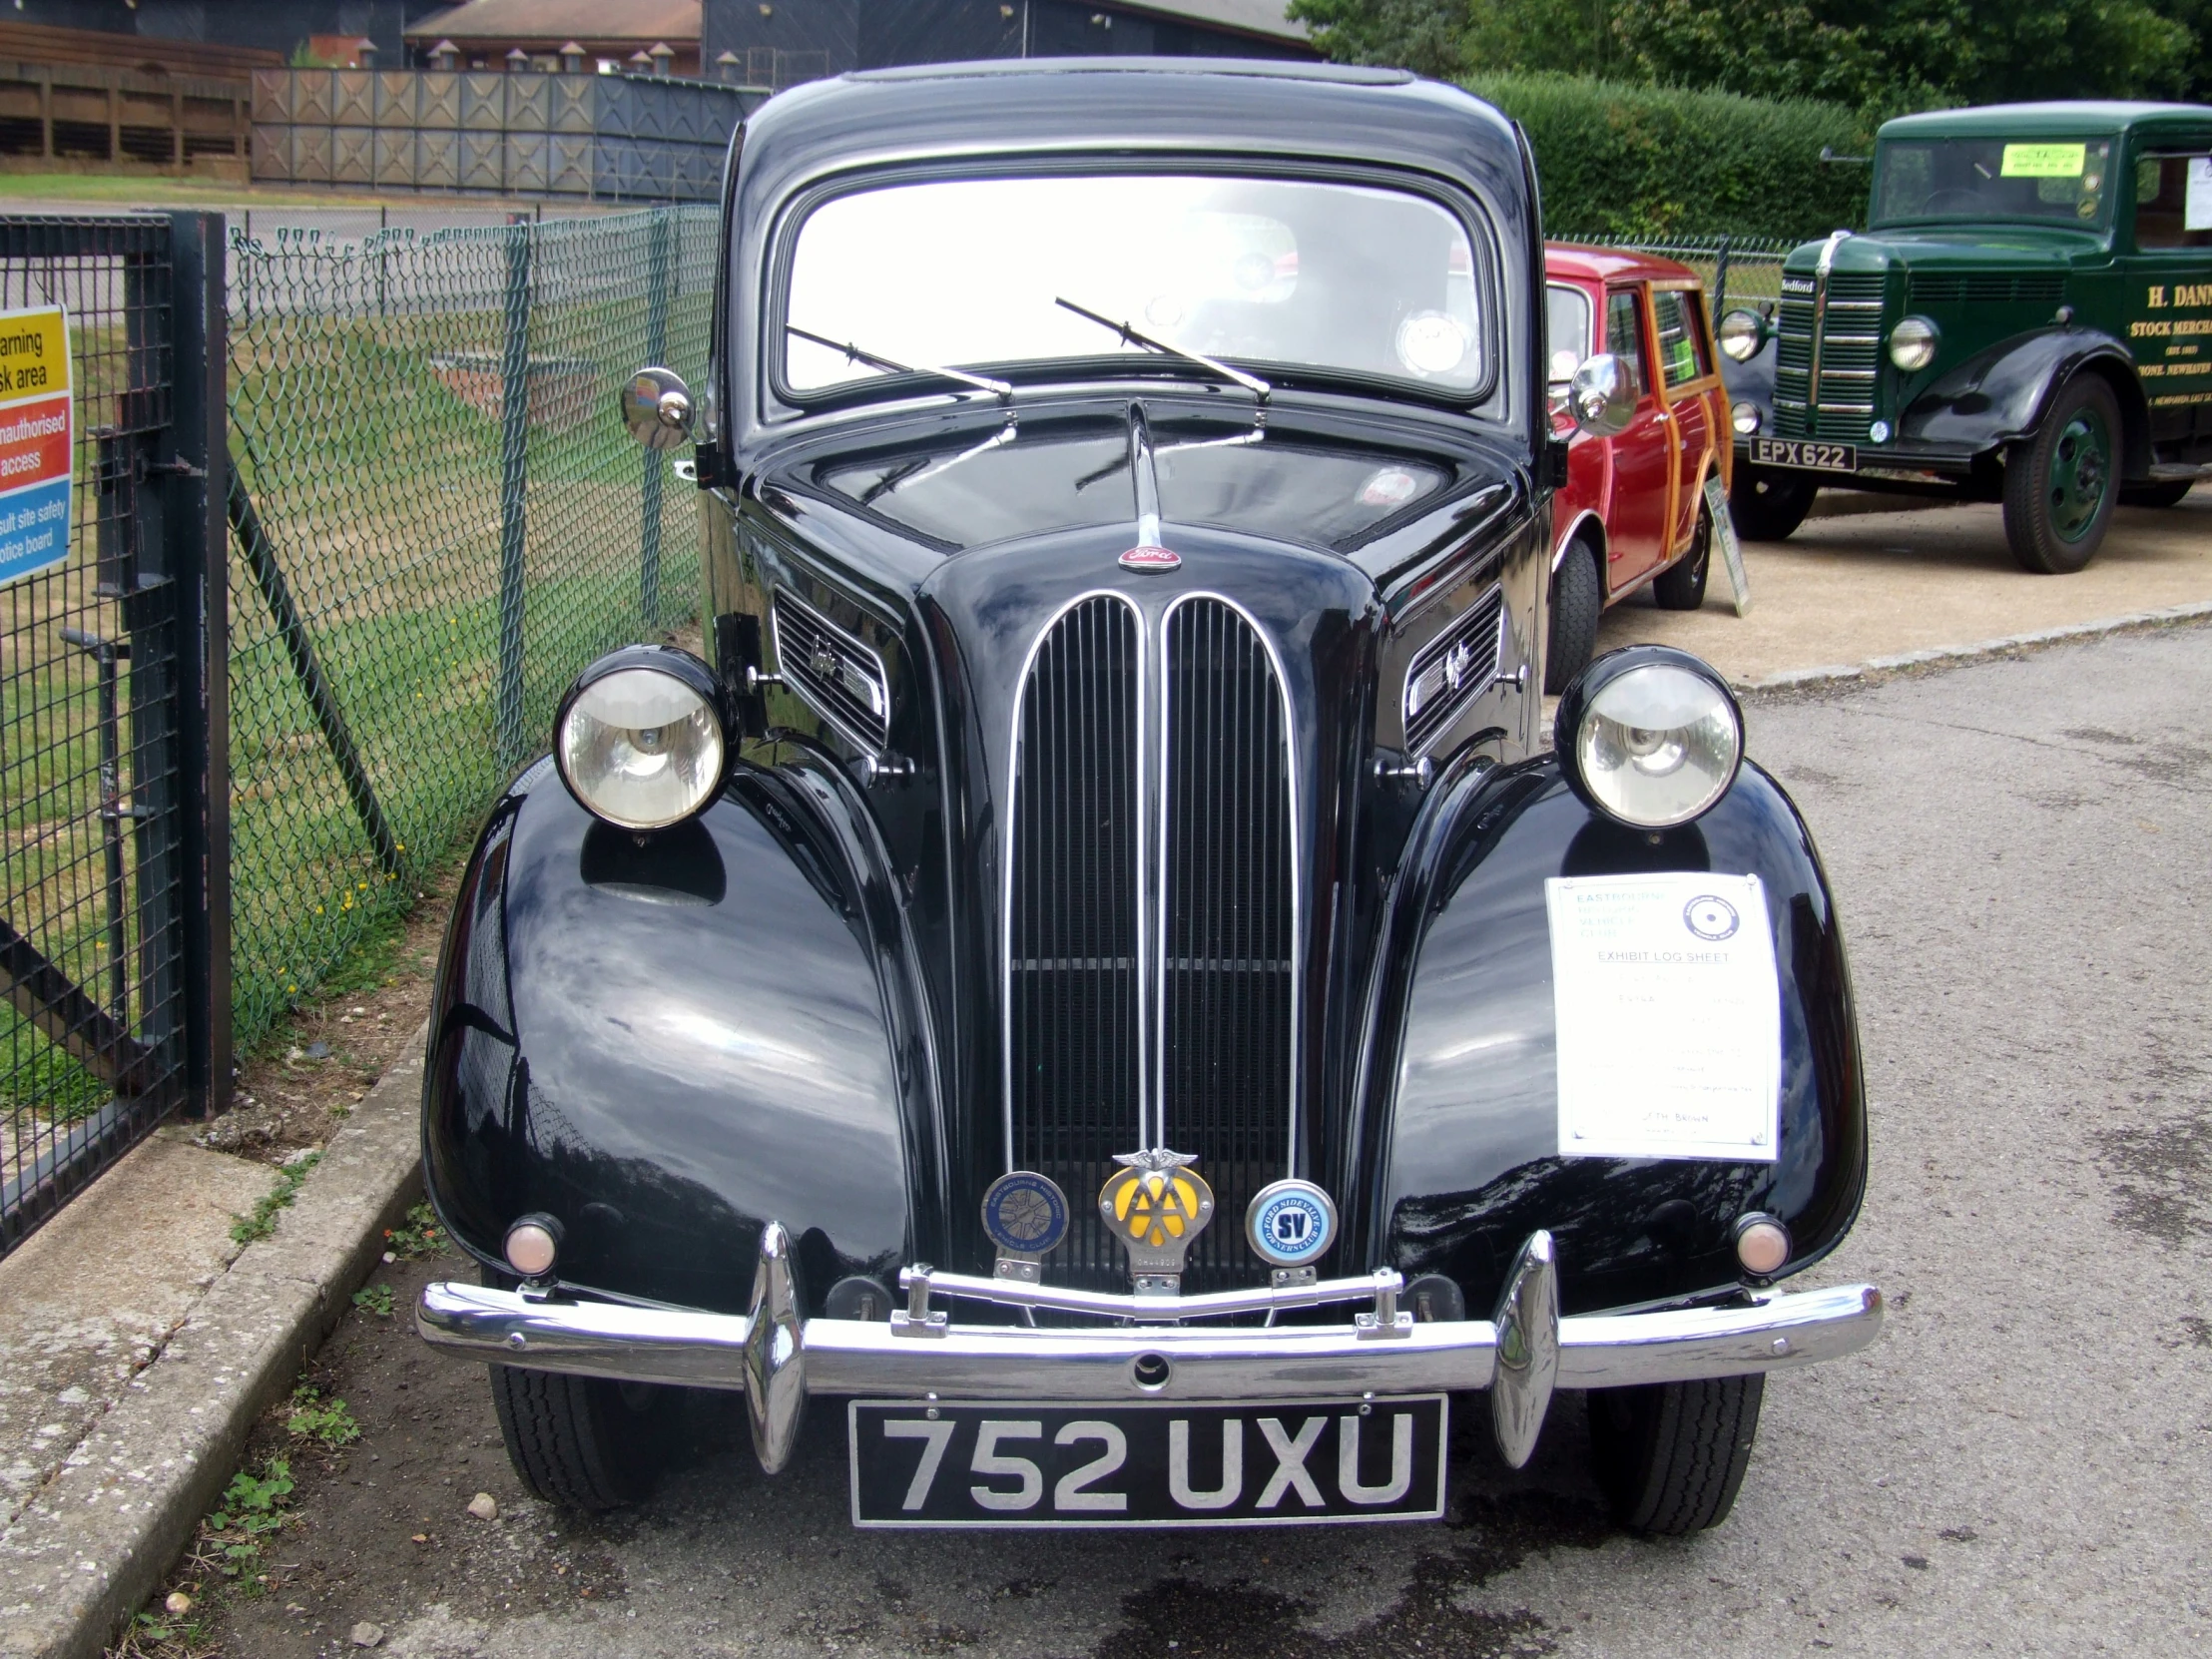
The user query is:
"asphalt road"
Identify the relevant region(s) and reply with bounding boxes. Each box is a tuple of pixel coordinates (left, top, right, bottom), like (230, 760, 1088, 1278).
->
(222, 622, 2212, 1659)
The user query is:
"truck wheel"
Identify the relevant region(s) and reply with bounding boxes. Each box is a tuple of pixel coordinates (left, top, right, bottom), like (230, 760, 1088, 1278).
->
(2120, 480, 2192, 508)
(489, 1365, 682, 1511)
(2003, 375, 2119, 573)
(1544, 539, 1603, 695)
(1650, 503, 1712, 611)
(1586, 1375, 1764, 1535)
(1729, 465, 1815, 542)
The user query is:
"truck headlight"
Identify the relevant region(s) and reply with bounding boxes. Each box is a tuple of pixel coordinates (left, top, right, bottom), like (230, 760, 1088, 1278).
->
(1888, 315, 1939, 371)
(555, 647, 727, 830)
(1716, 308, 1767, 363)
(1732, 401, 1762, 436)
(1556, 647, 1743, 829)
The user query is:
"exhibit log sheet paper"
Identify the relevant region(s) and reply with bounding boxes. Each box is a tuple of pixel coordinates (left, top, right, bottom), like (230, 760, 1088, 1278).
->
(1546, 872, 1782, 1162)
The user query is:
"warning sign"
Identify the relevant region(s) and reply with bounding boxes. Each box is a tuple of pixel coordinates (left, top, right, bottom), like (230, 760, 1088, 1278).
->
(0, 305, 72, 586)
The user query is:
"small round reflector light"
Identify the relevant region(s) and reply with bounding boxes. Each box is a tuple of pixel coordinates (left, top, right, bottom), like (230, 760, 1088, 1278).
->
(1733, 1213, 1792, 1278)
(503, 1216, 561, 1281)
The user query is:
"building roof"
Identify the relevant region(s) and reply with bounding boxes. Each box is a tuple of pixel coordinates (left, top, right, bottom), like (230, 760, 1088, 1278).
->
(1112, 1, 1310, 44)
(404, 0, 701, 46)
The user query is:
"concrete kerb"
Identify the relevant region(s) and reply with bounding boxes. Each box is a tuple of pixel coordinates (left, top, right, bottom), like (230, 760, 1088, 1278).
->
(0, 1023, 430, 1659)
(1734, 599, 2212, 696)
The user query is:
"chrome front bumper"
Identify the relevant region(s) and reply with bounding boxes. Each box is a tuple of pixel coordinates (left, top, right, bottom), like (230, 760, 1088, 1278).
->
(417, 1223, 1883, 1476)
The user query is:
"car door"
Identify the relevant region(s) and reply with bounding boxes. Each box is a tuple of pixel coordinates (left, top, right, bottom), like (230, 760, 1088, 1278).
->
(1601, 284, 1673, 590)
(2124, 133, 2212, 450)
(1651, 284, 1720, 553)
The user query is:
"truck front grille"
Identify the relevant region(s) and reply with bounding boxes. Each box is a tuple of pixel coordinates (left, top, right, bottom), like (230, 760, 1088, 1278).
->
(1773, 270, 1886, 440)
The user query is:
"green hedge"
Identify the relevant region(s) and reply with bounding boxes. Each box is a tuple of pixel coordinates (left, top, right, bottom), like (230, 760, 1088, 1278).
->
(1464, 72, 1873, 241)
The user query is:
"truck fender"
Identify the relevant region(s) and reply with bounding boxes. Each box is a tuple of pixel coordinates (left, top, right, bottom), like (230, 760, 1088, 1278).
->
(421, 755, 938, 1316)
(1901, 328, 2151, 477)
(1355, 753, 1868, 1320)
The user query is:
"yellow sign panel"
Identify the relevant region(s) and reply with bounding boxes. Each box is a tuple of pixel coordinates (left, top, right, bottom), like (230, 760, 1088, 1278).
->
(2000, 143, 2087, 179)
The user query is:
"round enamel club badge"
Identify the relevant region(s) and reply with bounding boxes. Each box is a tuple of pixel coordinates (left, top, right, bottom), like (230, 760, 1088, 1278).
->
(1118, 545, 1181, 572)
(980, 1170, 1070, 1257)
(1245, 1178, 1339, 1269)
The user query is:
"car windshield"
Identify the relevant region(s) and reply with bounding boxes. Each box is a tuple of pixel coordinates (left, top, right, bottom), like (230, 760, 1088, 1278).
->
(1872, 138, 2116, 229)
(782, 173, 1486, 398)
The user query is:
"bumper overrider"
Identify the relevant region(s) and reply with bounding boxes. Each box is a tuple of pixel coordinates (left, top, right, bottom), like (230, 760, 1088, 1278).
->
(417, 1222, 1884, 1476)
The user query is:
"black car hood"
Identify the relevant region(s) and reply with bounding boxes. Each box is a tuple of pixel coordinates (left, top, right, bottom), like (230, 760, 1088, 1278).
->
(793, 405, 1473, 556)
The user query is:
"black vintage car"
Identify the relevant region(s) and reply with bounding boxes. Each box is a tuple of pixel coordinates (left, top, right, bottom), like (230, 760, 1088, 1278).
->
(417, 59, 1881, 1535)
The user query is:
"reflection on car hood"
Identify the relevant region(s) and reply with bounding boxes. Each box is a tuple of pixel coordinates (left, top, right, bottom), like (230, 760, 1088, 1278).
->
(805, 411, 1460, 554)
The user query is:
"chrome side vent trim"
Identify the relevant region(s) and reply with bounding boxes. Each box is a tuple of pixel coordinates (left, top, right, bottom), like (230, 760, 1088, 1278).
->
(771, 587, 890, 755)
(1402, 584, 1504, 756)
(1005, 593, 1145, 1293)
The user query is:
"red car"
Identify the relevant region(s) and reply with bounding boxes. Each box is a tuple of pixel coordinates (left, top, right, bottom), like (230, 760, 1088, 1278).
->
(1543, 245, 1732, 692)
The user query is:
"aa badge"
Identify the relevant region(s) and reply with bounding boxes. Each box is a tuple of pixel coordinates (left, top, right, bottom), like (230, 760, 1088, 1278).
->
(1099, 1148, 1214, 1290)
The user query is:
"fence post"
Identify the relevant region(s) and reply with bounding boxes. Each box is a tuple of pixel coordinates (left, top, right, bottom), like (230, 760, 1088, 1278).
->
(1712, 236, 1732, 326)
(640, 207, 673, 627)
(496, 215, 533, 766)
(164, 211, 234, 1117)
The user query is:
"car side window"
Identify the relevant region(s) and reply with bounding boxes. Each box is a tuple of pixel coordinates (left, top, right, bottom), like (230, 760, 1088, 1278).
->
(2134, 152, 2212, 249)
(1546, 282, 1592, 386)
(1651, 289, 1710, 387)
(1605, 288, 1648, 400)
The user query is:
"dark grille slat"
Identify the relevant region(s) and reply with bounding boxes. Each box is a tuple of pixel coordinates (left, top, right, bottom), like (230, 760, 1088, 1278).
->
(1009, 597, 1140, 1291)
(1163, 599, 1294, 1291)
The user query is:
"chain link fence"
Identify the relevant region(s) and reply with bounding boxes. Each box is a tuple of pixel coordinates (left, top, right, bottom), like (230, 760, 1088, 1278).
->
(226, 206, 715, 1046)
(1572, 234, 1802, 320)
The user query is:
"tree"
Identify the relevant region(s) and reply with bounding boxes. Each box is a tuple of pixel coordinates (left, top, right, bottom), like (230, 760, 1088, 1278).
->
(1289, 0, 2203, 115)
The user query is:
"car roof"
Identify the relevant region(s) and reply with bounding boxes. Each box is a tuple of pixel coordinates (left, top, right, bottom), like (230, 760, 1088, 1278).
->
(1880, 101, 2212, 141)
(735, 57, 1527, 217)
(1544, 243, 1698, 284)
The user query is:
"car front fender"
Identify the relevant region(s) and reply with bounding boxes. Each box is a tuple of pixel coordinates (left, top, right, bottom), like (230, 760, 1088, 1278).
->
(1361, 753, 1868, 1319)
(1901, 328, 2149, 474)
(420, 755, 937, 1316)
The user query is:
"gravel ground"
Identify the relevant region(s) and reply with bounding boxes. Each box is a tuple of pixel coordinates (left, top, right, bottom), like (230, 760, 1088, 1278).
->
(134, 621, 2212, 1658)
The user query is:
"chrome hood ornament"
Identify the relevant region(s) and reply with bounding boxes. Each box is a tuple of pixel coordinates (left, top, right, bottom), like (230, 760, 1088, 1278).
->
(1099, 1148, 1216, 1295)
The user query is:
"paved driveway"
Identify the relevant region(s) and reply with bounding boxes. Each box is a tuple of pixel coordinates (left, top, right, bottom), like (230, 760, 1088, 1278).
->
(203, 623, 2212, 1658)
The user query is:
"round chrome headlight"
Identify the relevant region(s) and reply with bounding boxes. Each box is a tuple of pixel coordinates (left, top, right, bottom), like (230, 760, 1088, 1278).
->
(1716, 308, 1766, 363)
(1731, 400, 1762, 436)
(555, 650, 727, 830)
(1888, 315, 1939, 372)
(1556, 649, 1744, 829)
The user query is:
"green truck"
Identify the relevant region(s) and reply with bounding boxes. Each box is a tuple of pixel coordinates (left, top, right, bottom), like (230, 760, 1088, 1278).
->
(1720, 101, 2212, 571)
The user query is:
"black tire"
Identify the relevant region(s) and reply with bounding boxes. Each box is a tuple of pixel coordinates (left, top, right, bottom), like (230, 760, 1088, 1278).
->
(1544, 539, 1603, 695)
(1729, 464, 1816, 542)
(1586, 1375, 1765, 1536)
(489, 1364, 680, 1511)
(1650, 503, 1712, 611)
(2120, 480, 2193, 509)
(2002, 374, 2120, 574)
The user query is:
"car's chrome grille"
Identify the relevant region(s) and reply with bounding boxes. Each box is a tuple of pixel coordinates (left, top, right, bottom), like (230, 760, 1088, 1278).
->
(1007, 595, 1144, 1292)
(1402, 585, 1503, 756)
(1160, 597, 1295, 1291)
(1004, 594, 1298, 1294)
(771, 588, 890, 755)
(1773, 269, 1886, 440)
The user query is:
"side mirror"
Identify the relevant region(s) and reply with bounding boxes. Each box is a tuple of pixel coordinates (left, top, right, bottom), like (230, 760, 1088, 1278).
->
(622, 365, 695, 450)
(1568, 352, 1636, 438)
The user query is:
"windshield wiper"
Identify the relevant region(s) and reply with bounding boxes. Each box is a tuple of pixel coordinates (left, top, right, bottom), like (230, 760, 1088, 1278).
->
(1053, 297, 1271, 407)
(787, 323, 1013, 404)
